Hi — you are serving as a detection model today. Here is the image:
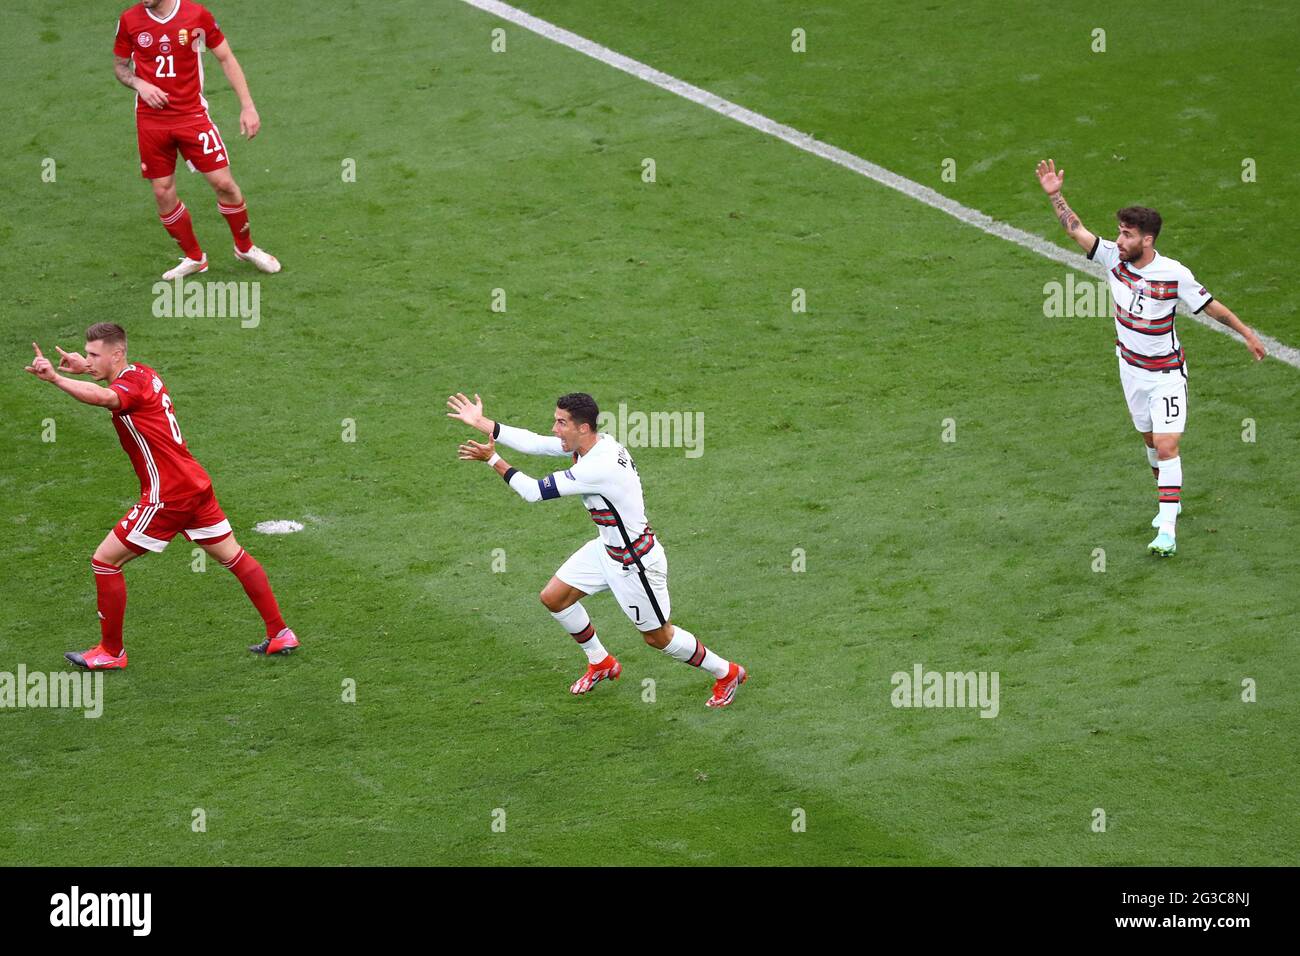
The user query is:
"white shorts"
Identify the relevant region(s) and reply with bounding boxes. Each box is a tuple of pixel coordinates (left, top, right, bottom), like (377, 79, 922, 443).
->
(556, 537, 671, 632)
(1119, 358, 1188, 434)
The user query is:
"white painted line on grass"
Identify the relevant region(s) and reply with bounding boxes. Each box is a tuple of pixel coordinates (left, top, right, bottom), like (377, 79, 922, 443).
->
(254, 520, 304, 535)
(461, 0, 1297, 369)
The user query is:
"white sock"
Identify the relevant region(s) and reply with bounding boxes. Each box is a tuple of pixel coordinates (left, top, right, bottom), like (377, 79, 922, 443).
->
(1145, 445, 1160, 474)
(661, 626, 729, 679)
(1157, 455, 1182, 535)
(551, 603, 608, 665)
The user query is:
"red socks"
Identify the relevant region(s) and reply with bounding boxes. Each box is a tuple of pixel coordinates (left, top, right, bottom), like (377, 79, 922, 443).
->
(91, 559, 127, 656)
(160, 197, 255, 258)
(220, 548, 286, 637)
(159, 202, 204, 261)
(88, 548, 286, 655)
(218, 201, 254, 253)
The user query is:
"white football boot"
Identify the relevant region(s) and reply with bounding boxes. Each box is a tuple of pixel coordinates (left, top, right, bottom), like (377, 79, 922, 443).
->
(234, 245, 282, 274)
(162, 255, 209, 280)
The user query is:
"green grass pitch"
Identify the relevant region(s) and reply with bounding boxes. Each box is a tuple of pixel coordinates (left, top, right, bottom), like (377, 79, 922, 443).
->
(0, 0, 1296, 865)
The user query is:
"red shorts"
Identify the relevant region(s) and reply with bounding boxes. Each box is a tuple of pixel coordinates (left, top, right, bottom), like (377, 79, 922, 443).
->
(137, 116, 231, 180)
(113, 486, 232, 554)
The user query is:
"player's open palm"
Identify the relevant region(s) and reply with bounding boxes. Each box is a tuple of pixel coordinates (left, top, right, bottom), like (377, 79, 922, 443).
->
(25, 343, 56, 381)
(1036, 159, 1065, 195)
(56, 346, 90, 374)
(446, 392, 486, 429)
(458, 438, 494, 462)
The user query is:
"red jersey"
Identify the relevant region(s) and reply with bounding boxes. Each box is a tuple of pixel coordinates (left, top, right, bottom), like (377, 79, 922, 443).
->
(109, 363, 213, 503)
(113, 1, 226, 128)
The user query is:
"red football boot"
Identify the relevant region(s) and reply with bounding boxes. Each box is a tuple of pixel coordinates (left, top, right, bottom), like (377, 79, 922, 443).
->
(65, 644, 128, 671)
(249, 627, 300, 655)
(706, 662, 747, 708)
(570, 654, 621, 695)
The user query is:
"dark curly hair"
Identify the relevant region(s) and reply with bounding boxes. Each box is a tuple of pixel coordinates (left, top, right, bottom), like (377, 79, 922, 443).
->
(1117, 206, 1162, 240)
(556, 392, 600, 431)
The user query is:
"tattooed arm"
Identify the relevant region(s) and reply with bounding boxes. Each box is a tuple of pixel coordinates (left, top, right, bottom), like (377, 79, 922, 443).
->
(115, 54, 169, 108)
(1035, 158, 1098, 253)
(113, 55, 136, 90)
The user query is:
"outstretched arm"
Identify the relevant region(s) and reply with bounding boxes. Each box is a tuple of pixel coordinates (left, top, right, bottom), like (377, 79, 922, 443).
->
(25, 344, 121, 408)
(493, 422, 567, 456)
(1036, 159, 1098, 253)
(458, 438, 597, 503)
(458, 437, 545, 502)
(209, 40, 261, 138)
(1203, 300, 1267, 360)
(446, 392, 566, 455)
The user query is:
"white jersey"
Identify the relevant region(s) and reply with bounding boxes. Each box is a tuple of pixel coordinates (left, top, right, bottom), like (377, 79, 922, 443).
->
(1089, 237, 1213, 374)
(494, 423, 656, 566)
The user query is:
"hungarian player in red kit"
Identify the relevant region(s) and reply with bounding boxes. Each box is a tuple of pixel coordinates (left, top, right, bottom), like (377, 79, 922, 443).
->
(24, 323, 299, 670)
(114, 0, 281, 279)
